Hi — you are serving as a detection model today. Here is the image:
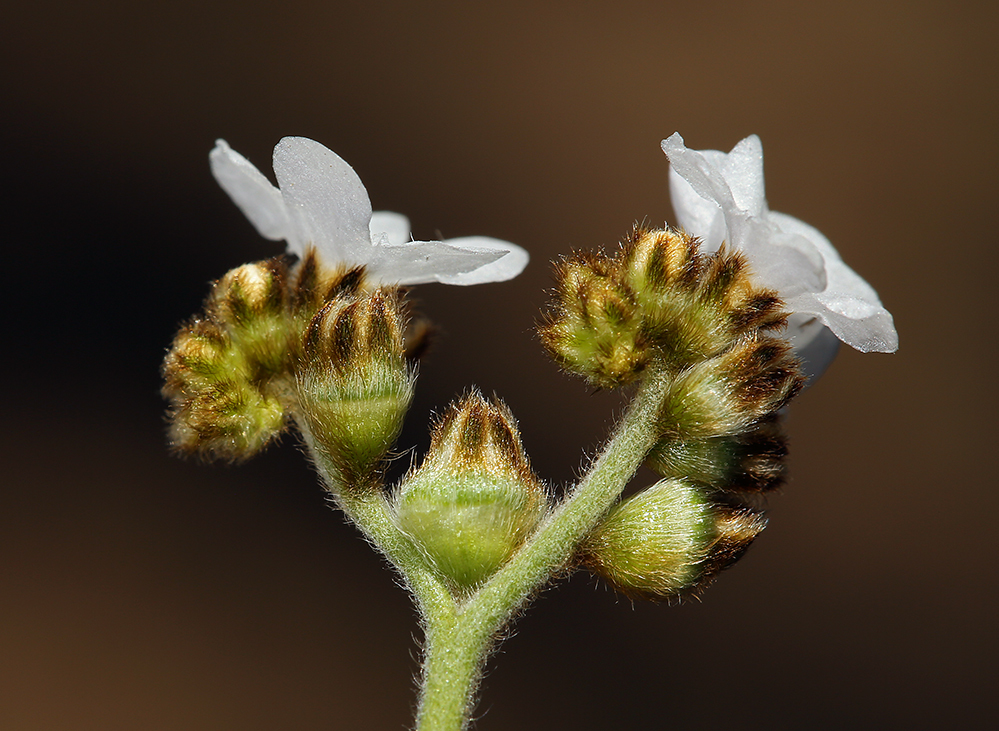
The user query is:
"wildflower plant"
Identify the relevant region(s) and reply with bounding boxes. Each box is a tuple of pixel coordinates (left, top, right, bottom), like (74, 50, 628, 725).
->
(162, 134, 897, 730)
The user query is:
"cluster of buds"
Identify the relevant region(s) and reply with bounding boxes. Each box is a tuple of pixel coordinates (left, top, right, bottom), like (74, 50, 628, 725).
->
(542, 225, 804, 599)
(162, 251, 413, 481)
(393, 392, 549, 595)
(162, 259, 294, 460)
(540, 226, 787, 388)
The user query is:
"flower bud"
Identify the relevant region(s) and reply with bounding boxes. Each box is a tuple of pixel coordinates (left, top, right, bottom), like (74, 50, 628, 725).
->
(295, 288, 414, 484)
(394, 392, 548, 594)
(646, 419, 788, 492)
(539, 254, 650, 388)
(540, 226, 791, 387)
(166, 377, 287, 461)
(619, 226, 787, 366)
(580, 479, 765, 600)
(658, 334, 804, 440)
(162, 309, 290, 462)
(210, 259, 293, 378)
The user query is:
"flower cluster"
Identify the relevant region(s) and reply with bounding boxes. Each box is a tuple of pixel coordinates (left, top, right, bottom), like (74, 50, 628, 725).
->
(163, 132, 899, 730)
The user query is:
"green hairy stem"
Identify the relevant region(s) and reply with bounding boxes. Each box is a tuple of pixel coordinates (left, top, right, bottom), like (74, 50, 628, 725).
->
(305, 368, 672, 731)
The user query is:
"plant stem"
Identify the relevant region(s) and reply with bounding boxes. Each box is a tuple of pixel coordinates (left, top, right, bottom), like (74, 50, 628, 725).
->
(414, 366, 671, 730)
(298, 424, 455, 616)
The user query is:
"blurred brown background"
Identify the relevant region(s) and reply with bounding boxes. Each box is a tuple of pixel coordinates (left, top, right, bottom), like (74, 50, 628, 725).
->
(2, 1, 996, 728)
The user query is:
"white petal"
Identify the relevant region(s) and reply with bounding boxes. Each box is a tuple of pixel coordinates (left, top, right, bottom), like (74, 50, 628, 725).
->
(370, 211, 412, 247)
(785, 314, 841, 383)
(434, 237, 530, 285)
(719, 135, 766, 216)
(668, 165, 729, 252)
(768, 211, 882, 304)
(209, 139, 291, 241)
(769, 211, 897, 352)
(365, 239, 509, 286)
(788, 290, 898, 353)
(662, 134, 740, 252)
(736, 217, 826, 297)
(272, 137, 373, 262)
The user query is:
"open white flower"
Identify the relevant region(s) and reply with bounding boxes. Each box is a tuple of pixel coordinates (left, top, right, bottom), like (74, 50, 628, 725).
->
(209, 137, 528, 286)
(662, 133, 897, 379)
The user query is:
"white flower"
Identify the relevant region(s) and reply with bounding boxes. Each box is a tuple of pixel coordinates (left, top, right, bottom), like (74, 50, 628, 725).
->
(661, 133, 897, 379)
(209, 137, 528, 286)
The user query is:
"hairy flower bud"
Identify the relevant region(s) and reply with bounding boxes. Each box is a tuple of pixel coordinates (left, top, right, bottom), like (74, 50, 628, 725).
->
(539, 253, 649, 388)
(580, 479, 766, 600)
(210, 259, 293, 377)
(657, 333, 803, 440)
(296, 288, 414, 485)
(620, 226, 787, 365)
(394, 392, 548, 594)
(646, 419, 788, 492)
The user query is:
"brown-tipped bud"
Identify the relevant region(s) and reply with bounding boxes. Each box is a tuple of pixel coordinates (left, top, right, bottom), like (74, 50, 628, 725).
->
(580, 479, 766, 601)
(394, 392, 548, 594)
(212, 259, 288, 323)
(646, 419, 789, 492)
(623, 228, 788, 365)
(539, 253, 650, 388)
(288, 249, 367, 317)
(716, 333, 805, 419)
(619, 224, 703, 294)
(295, 288, 414, 484)
(657, 334, 804, 440)
(206, 259, 295, 380)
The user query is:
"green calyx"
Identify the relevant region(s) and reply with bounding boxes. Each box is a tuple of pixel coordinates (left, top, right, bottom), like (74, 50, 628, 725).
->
(394, 392, 548, 595)
(580, 479, 765, 600)
(646, 419, 788, 492)
(162, 260, 296, 460)
(296, 288, 415, 484)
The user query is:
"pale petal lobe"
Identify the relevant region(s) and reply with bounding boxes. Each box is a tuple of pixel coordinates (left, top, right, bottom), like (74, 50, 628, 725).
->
(209, 140, 291, 241)
(210, 137, 527, 287)
(272, 137, 374, 262)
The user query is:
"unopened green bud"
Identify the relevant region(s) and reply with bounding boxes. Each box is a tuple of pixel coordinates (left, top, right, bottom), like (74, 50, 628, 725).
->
(540, 253, 649, 388)
(540, 226, 792, 386)
(580, 479, 765, 600)
(211, 259, 293, 379)
(166, 377, 287, 461)
(296, 288, 414, 484)
(658, 334, 804, 440)
(646, 419, 788, 492)
(394, 392, 548, 594)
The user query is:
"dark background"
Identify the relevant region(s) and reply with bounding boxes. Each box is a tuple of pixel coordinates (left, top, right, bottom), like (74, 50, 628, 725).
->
(2, 1, 996, 728)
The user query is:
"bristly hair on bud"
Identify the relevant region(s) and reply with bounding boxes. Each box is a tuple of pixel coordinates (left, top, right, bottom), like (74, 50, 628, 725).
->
(579, 479, 766, 601)
(656, 332, 804, 442)
(539, 251, 650, 389)
(295, 287, 415, 488)
(394, 391, 549, 595)
(539, 225, 790, 389)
